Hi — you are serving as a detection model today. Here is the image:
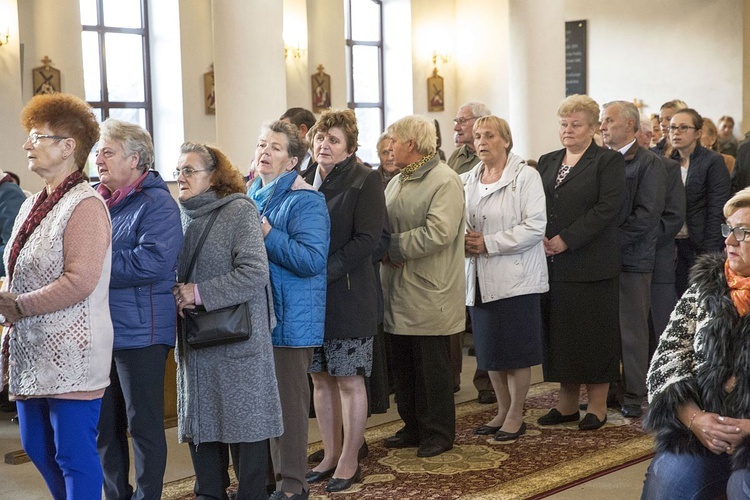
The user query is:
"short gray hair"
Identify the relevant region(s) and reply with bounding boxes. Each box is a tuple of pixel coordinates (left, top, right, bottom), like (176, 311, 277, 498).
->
(387, 115, 436, 156)
(602, 101, 640, 133)
(99, 118, 154, 171)
(459, 101, 492, 119)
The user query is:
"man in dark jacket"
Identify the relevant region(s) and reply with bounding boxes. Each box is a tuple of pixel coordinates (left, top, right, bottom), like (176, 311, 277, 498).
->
(601, 101, 666, 418)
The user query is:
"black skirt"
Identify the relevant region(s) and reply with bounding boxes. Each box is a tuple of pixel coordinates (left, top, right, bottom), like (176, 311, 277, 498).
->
(469, 292, 543, 371)
(541, 278, 621, 384)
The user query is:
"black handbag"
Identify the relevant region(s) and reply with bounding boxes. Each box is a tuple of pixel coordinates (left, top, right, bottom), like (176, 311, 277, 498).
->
(180, 207, 251, 349)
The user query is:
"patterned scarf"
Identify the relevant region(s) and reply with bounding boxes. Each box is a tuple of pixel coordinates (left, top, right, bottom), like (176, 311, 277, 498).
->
(7, 170, 86, 281)
(399, 154, 434, 184)
(97, 170, 149, 210)
(725, 259, 750, 316)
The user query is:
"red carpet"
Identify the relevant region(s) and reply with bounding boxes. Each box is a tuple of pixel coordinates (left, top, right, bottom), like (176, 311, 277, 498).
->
(163, 383, 654, 499)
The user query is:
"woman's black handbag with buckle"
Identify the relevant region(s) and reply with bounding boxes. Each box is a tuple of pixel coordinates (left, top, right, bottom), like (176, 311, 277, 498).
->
(180, 206, 251, 349)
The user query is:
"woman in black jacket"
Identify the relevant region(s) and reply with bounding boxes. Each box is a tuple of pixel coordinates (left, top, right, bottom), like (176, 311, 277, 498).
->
(668, 108, 731, 296)
(536, 94, 626, 431)
(301, 109, 385, 493)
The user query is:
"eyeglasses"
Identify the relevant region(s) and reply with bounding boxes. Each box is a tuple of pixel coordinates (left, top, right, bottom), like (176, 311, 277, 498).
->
(26, 133, 68, 146)
(721, 224, 750, 242)
(453, 116, 476, 126)
(173, 167, 210, 179)
(668, 125, 697, 134)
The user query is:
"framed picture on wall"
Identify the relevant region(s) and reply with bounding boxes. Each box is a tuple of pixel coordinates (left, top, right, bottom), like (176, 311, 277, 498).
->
(311, 64, 331, 113)
(204, 68, 216, 115)
(427, 68, 444, 112)
(33, 56, 61, 96)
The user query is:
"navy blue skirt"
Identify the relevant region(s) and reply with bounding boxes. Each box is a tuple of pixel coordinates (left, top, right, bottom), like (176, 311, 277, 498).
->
(469, 291, 543, 371)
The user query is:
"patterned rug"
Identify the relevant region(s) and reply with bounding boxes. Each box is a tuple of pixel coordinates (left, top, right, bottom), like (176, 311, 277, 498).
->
(162, 383, 654, 499)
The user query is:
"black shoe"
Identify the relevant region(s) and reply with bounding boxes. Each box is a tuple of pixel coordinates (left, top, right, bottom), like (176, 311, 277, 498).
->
(307, 448, 324, 463)
(494, 422, 527, 441)
(325, 466, 361, 493)
(358, 441, 369, 460)
(383, 434, 419, 449)
(474, 424, 501, 435)
(478, 390, 497, 404)
(416, 443, 452, 457)
(579, 413, 607, 431)
(304, 467, 335, 483)
(621, 404, 643, 418)
(537, 408, 580, 426)
(269, 491, 309, 500)
(309, 441, 368, 463)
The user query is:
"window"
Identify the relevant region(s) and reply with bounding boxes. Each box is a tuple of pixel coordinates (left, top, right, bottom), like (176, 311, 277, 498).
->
(345, 0, 384, 165)
(80, 0, 152, 175)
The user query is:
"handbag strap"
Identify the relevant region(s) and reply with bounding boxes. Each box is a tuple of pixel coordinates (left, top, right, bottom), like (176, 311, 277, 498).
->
(183, 206, 222, 282)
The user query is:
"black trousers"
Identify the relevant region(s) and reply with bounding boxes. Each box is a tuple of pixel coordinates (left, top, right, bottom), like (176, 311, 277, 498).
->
(675, 238, 696, 298)
(189, 440, 268, 500)
(97, 344, 170, 500)
(388, 333, 455, 448)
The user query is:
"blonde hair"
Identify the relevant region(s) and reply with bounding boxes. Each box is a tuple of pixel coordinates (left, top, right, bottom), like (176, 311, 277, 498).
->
(725, 187, 750, 218)
(557, 94, 600, 126)
(387, 115, 437, 156)
(473, 115, 513, 154)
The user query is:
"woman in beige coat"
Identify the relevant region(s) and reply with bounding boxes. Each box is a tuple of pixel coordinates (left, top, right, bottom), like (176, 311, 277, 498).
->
(380, 115, 465, 458)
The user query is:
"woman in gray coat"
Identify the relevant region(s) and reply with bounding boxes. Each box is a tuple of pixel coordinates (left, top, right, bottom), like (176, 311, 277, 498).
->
(172, 142, 282, 500)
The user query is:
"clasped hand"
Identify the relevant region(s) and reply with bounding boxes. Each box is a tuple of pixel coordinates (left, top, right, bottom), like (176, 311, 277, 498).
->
(543, 235, 568, 256)
(465, 230, 486, 256)
(0, 292, 21, 325)
(693, 412, 746, 455)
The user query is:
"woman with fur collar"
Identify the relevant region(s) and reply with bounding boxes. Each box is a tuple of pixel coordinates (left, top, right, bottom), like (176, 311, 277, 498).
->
(644, 187, 750, 498)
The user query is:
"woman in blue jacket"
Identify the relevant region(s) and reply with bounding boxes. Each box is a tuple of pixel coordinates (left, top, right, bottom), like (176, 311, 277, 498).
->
(248, 120, 329, 500)
(94, 119, 183, 500)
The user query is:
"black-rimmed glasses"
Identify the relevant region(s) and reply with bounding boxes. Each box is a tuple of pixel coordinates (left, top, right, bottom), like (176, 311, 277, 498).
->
(721, 223, 750, 242)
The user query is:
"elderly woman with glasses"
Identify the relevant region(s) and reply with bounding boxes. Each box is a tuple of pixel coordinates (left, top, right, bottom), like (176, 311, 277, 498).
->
(172, 143, 282, 499)
(0, 93, 113, 499)
(93, 119, 183, 500)
(668, 109, 731, 296)
(643, 188, 750, 499)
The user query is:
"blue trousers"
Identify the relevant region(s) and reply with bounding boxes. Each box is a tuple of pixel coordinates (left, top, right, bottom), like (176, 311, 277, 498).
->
(642, 451, 750, 499)
(17, 397, 103, 500)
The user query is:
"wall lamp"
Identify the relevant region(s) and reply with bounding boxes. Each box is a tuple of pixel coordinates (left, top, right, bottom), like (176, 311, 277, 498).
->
(432, 51, 450, 67)
(0, 27, 9, 47)
(285, 44, 306, 60)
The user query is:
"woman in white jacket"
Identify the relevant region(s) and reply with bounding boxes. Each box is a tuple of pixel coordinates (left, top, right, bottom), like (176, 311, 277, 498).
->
(463, 115, 548, 441)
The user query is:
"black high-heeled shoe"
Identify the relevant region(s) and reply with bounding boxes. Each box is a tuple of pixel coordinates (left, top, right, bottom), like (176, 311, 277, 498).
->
(325, 466, 361, 493)
(305, 467, 335, 483)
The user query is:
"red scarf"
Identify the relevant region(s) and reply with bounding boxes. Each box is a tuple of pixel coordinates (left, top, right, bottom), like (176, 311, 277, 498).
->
(96, 171, 149, 210)
(7, 171, 86, 281)
(725, 260, 750, 317)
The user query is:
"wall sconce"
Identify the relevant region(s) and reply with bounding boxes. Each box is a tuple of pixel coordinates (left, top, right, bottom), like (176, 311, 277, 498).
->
(284, 44, 306, 60)
(432, 51, 450, 67)
(0, 27, 9, 47)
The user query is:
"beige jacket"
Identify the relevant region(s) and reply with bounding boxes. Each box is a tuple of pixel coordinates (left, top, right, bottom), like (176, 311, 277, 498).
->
(381, 155, 465, 336)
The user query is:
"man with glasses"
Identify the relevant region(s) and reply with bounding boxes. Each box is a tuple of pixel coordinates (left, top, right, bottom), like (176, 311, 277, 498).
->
(447, 102, 491, 175)
(447, 102, 493, 404)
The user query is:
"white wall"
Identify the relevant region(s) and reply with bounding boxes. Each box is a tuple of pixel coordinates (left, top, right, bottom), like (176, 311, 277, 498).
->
(307, 0, 347, 111)
(565, 0, 744, 133)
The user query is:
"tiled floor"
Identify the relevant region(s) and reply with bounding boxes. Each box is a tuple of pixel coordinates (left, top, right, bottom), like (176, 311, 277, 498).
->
(0, 355, 650, 499)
